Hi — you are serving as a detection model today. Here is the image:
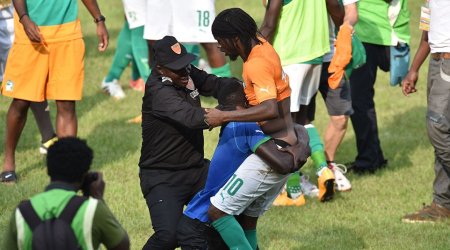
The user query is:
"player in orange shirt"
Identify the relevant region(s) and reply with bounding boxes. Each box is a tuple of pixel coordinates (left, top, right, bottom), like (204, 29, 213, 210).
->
(204, 8, 311, 250)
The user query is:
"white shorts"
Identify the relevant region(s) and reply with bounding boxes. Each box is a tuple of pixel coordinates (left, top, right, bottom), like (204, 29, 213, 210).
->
(284, 63, 322, 112)
(144, 0, 216, 43)
(210, 154, 289, 218)
(122, 0, 146, 29)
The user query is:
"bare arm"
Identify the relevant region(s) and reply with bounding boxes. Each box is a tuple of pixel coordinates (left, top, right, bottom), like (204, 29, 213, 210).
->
(13, 0, 41, 42)
(259, 0, 282, 43)
(402, 31, 430, 96)
(326, 0, 344, 27)
(205, 99, 278, 128)
(81, 0, 109, 51)
(344, 3, 358, 26)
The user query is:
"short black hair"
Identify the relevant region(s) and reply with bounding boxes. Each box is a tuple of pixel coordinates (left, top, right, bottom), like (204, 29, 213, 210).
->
(212, 8, 262, 57)
(47, 137, 93, 183)
(217, 78, 246, 111)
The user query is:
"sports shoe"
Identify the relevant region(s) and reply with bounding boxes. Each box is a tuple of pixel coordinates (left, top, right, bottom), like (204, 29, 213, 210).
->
(101, 78, 125, 99)
(317, 167, 335, 202)
(272, 191, 306, 207)
(402, 202, 450, 223)
(129, 78, 145, 92)
(300, 175, 319, 198)
(39, 136, 58, 155)
(328, 162, 351, 192)
(127, 114, 142, 124)
(1, 171, 17, 184)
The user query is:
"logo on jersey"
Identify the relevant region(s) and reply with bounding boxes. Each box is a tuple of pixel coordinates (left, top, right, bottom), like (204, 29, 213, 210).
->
(171, 43, 181, 54)
(259, 87, 270, 94)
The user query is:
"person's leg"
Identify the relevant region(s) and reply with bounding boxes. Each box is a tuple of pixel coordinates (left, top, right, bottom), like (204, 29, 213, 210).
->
(349, 43, 387, 172)
(176, 215, 208, 250)
(237, 215, 258, 250)
(105, 19, 133, 82)
(201, 43, 232, 77)
(403, 58, 450, 223)
(30, 101, 56, 143)
(209, 154, 286, 249)
(55, 100, 77, 137)
(140, 165, 208, 249)
(2, 99, 30, 175)
(130, 25, 150, 81)
(426, 58, 450, 211)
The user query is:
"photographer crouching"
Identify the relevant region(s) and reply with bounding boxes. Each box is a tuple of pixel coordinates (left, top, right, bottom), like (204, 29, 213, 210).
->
(4, 137, 130, 250)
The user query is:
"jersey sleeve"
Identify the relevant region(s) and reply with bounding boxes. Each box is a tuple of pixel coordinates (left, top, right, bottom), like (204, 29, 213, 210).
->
(245, 58, 278, 103)
(91, 201, 128, 249)
(243, 122, 271, 152)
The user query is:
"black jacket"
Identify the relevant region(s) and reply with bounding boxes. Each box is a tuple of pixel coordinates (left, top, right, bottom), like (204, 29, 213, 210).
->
(139, 66, 223, 170)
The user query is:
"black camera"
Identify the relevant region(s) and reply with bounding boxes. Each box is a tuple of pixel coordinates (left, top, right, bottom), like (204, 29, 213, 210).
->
(81, 172, 98, 197)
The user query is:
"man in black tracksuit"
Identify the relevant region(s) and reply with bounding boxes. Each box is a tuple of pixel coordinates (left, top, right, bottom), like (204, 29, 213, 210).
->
(139, 35, 229, 250)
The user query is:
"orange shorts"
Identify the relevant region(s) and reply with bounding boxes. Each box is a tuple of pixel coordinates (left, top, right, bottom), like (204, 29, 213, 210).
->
(1, 38, 85, 101)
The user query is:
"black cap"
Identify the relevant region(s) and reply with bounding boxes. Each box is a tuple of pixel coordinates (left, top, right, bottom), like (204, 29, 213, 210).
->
(153, 36, 196, 70)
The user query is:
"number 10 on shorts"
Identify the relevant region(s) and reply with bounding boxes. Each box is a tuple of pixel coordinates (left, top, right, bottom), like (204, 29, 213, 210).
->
(222, 174, 244, 196)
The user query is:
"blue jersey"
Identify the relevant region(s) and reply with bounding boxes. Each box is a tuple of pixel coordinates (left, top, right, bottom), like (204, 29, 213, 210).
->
(184, 121, 270, 222)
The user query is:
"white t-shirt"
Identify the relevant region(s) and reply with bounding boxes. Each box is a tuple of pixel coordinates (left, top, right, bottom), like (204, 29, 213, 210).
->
(122, 0, 146, 29)
(324, 0, 359, 62)
(429, 0, 450, 53)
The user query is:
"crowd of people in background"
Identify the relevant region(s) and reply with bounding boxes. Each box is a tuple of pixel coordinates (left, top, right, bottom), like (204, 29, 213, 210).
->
(1, 0, 450, 249)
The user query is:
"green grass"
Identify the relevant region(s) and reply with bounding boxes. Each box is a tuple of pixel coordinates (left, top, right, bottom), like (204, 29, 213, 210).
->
(1, 1, 449, 249)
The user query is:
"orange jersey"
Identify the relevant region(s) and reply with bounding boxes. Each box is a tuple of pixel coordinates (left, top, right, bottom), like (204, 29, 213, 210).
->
(242, 38, 291, 106)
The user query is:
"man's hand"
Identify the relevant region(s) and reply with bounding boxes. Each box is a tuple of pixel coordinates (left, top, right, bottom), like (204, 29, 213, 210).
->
(88, 172, 105, 200)
(20, 16, 41, 43)
(96, 22, 108, 51)
(402, 70, 418, 96)
(204, 108, 225, 128)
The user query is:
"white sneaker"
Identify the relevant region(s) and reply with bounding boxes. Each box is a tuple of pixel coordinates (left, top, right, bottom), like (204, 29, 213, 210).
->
(329, 162, 352, 191)
(102, 78, 125, 99)
(300, 174, 319, 198)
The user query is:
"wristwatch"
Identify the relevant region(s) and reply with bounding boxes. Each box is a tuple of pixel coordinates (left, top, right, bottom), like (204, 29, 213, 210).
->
(94, 15, 106, 23)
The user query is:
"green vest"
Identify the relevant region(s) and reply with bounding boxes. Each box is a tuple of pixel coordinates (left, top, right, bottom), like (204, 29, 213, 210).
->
(355, 0, 410, 46)
(272, 0, 330, 65)
(15, 188, 98, 250)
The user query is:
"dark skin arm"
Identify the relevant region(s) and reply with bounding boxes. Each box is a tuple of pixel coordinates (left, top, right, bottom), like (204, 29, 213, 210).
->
(259, 0, 282, 43)
(256, 124, 310, 174)
(402, 31, 430, 96)
(326, 0, 344, 27)
(81, 0, 109, 51)
(13, 0, 41, 42)
(205, 99, 278, 128)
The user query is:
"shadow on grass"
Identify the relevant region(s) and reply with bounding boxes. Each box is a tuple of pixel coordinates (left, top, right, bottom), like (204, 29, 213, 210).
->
(339, 105, 429, 173)
(84, 119, 141, 170)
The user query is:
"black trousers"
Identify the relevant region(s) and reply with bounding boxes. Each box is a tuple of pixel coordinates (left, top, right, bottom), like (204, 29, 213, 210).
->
(140, 161, 209, 250)
(349, 43, 389, 170)
(176, 215, 228, 250)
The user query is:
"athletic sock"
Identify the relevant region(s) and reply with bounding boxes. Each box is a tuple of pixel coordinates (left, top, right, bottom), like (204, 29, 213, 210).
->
(211, 63, 232, 77)
(212, 215, 253, 250)
(286, 172, 302, 199)
(244, 229, 258, 250)
(305, 124, 328, 174)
